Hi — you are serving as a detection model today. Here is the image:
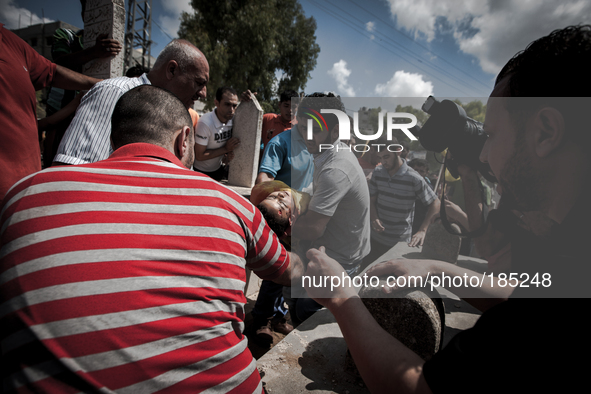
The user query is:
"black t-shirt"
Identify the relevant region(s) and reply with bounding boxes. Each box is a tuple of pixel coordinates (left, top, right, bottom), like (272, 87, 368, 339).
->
(423, 196, 590, 392)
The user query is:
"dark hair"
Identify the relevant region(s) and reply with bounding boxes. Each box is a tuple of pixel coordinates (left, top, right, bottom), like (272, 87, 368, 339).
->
(496, 25, 591, 144)
(297, 92, 345, 132)
(111, 85, 192, 149)
(398, 140, 409, 158)
(125, 65, 149, 78)
(280, 89, 299, 103)
(257, 203, 289, 236)
(408, 158, 428, 170)
(215, 86, 238, 102)
(497, 25, 591, 97)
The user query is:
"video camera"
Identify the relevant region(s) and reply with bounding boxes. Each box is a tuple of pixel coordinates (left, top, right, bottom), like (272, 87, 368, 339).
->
(418, 96, 496, 183)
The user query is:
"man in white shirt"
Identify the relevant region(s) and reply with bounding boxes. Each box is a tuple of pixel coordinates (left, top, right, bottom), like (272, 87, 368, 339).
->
(193, 87, 240, 181)
(53, 39, 209, 165)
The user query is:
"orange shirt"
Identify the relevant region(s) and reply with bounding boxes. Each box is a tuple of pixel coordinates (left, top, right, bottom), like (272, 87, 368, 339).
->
(261, 113, 292, 147)
(189, 108, 200, 129)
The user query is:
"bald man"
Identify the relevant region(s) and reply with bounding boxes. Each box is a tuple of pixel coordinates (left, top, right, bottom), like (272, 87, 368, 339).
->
(54, 39, 209, 166)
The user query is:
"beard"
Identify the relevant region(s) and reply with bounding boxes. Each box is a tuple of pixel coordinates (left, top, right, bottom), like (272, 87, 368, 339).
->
(498, 136, 544, 212)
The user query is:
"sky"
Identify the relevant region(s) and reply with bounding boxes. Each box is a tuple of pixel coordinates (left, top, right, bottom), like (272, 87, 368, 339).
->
(3, 0, 591, 104)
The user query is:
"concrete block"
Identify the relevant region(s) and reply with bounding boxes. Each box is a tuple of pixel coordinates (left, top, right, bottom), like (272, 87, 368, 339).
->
(227, 95, 263, 188)
(83, 0, 125, 79)
(421, 219, 462, 263)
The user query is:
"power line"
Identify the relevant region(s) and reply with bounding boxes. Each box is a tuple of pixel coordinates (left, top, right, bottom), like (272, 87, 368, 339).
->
(343, 0, 492, 92)
(325, 0, 490, 95)
(152, 19, 174, 41)
(306, 0, 481, 96)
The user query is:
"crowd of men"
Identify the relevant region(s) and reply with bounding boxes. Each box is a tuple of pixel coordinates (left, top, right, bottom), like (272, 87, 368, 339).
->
(1, 12, 589, 393)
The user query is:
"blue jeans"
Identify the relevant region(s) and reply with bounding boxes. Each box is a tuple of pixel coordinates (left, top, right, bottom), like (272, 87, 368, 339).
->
(251, 280, 288, 327)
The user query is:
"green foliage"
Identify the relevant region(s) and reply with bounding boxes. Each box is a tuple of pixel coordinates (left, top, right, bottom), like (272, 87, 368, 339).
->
(179, 0, 320, 110)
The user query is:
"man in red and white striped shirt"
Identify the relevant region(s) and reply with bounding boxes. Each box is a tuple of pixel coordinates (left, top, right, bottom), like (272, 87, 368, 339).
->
(0, 85, 303, 393)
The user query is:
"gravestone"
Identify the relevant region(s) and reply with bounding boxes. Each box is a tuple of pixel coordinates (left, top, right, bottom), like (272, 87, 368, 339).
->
(421, 219, 462, 263)
(82, 0, 125, 79)
(228, 94, 263, 188)
(345, 283, 444, 375)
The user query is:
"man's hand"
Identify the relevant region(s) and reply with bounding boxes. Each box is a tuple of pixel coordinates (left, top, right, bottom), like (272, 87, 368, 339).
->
(304, 246, 358, 309)
(222, 151, 235, 165)
(225, 137, 240, 152)
(371, 218, 385, 232)
(92, 34, 122, 58)
(408, 230, 426, 247)
(240, 90, 257, 102)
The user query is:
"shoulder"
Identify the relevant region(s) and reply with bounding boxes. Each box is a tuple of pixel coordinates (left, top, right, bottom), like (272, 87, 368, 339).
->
(196, 111, 216, 128)
(263, 113, 279, 121)
(269, 130, 291, 146)
(90, 76, 144, 97)
(53, 28, 74, 40)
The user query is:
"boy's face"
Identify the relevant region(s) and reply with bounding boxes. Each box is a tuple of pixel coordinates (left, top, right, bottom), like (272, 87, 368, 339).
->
(412, 165, 428, 177)
(258, 190, 295, 225)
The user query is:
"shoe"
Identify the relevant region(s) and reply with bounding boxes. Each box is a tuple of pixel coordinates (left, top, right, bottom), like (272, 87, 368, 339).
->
(271, 318, 293, 335)
(255, 324, 273, 345)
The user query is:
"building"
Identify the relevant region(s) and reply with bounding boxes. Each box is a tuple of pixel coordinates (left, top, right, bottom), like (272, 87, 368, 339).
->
(11, 21, 81, 62)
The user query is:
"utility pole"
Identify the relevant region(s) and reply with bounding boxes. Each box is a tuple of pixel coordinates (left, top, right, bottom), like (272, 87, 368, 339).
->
(124, 0, 152, 70)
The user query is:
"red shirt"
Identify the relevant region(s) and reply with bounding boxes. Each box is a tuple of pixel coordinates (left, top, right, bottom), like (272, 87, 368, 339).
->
(261, 113, 292, 147)
(0, 143, 288, 393)
(0, 24, 56, 198)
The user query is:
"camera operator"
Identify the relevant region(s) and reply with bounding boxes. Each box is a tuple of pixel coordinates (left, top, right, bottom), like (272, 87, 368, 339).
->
(304, 25, 591, 393)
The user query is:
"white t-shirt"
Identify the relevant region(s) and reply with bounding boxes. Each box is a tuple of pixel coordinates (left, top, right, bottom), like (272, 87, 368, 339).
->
(193, 109, 233, 172)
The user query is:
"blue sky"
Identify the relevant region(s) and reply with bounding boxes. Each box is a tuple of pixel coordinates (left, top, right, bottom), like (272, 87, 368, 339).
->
(3, 0, 591, 101)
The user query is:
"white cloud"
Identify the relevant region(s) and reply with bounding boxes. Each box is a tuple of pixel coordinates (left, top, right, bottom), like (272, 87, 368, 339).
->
(366, 21, 375, 39)
(385, 0, 591, 75)
(375, 70, 433, 97)
(157, 0, 194, 39)
(0, 0, 53, 29)
(328, 59, 356, 97)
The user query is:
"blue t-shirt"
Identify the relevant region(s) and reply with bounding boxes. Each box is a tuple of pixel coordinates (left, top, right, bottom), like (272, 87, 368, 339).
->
(259, 126, 314, 191)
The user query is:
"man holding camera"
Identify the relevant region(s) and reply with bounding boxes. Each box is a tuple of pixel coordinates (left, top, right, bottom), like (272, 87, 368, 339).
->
(303, 25, 590, 393)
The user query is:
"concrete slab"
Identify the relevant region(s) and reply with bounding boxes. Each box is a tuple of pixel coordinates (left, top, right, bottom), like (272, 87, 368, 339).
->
(258, 243, 486, 392)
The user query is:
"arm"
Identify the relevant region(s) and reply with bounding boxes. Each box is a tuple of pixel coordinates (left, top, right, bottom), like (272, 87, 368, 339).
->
(257, 136, 284, 182)
(38, 91, 83, 132)
(52, 64, 100, 91)
(304, 248, 433, 394)
(409, 198, 440, 247)
(434, 199, 470, 229)
(255, 171, 275, 184)
(271, 251, 304, 286)
(54, 34, 122, 69)
(291, 209, 331, 241)
(194, 137, 240, 161)
(293, 167, 351, 241)
(370, 194, 385, 232)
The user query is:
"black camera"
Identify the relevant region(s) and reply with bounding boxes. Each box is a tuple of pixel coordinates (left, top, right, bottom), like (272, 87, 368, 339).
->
(418, 96, 496, 182)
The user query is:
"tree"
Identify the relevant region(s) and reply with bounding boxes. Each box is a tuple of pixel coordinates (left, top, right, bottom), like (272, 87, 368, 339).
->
(179, 0, 320, 110)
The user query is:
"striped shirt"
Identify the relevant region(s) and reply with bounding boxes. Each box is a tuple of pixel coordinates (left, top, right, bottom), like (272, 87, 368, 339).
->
(368, 160, 437, 246)
(0, 143, 288, 393)
(54, 74, 151, 165)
